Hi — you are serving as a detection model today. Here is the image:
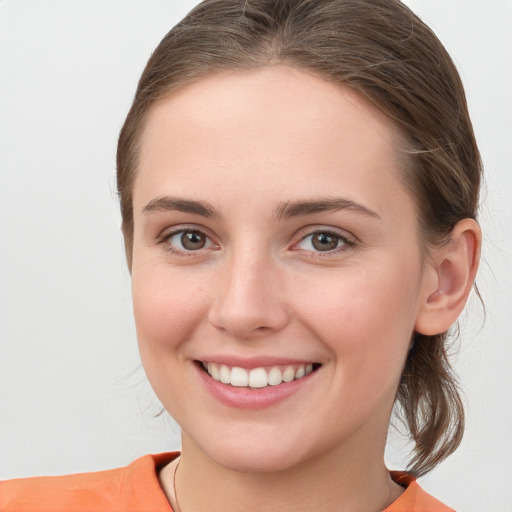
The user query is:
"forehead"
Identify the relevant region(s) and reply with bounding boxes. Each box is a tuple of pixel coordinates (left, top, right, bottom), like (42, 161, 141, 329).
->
(140, 66, 400, 160)
(134, 66, 413, 220)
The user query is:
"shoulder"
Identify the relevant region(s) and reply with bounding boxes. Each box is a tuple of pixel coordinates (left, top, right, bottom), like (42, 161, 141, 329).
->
(0, 453, 177, 512)
(385, 472, 455, 512)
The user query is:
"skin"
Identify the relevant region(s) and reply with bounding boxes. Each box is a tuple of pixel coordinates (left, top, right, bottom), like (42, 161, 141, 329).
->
(130, 66, 480, 512)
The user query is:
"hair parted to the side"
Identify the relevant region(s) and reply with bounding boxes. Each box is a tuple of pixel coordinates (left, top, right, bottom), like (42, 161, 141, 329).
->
(117, 0, 482, 476)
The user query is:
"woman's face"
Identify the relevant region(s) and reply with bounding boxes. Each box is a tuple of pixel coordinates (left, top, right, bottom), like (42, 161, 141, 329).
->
(131, 67, 435, 472)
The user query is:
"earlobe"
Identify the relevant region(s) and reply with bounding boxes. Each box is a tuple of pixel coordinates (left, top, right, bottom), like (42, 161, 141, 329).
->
(415, 218, 481, 336)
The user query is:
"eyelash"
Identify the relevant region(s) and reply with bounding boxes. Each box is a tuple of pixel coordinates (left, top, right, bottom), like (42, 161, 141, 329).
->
(157, 226, 356, 258)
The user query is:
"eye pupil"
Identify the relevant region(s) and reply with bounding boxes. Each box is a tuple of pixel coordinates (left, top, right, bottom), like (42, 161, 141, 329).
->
(181, 231, 206, 250)
(312, 233, 338, 251)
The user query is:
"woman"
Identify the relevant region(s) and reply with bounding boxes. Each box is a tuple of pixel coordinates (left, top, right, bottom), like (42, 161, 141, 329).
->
(0, 0, 488, 510)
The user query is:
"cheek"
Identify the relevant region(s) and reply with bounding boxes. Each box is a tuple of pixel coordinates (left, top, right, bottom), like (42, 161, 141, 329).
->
(303, 266, 418, 329)
(131, 265, 212, 417)
(131, 264, 208, 355)
(296, 261, 422, 380)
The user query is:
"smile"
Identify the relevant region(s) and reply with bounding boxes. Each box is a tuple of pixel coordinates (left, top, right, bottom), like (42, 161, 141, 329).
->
(201, 362, 319, 389)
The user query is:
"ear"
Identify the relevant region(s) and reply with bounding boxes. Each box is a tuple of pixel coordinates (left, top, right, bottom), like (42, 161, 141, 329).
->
(415, 218, 481, 336)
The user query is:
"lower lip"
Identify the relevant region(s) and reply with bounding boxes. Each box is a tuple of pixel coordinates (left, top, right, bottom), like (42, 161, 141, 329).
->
(195, 363, 317, 409)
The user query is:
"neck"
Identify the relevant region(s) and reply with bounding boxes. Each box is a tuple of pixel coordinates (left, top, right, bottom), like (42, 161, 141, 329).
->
(161, 432, 403, 512)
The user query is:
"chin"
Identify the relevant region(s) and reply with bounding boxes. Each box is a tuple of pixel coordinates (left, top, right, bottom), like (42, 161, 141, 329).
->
(191, 430, 310, 474)
(211, 447, 303, 474)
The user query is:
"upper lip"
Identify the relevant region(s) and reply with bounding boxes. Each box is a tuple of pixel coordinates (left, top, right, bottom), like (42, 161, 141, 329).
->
(195, 355, 320, 369)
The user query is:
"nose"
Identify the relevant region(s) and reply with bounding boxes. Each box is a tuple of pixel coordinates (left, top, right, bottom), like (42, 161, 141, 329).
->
(207, 248, 290, 339)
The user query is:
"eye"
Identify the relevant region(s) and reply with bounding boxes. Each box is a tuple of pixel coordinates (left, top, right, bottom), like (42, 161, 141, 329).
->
(296, 230, 351, 253)
(165, 229, 213, 253)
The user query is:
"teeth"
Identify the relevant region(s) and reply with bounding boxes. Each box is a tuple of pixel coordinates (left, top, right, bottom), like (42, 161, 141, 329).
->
(204, 362, 316, 388)
(282, 366, 295, 383)
(209, 362, 220, 381)
(295, 365, 306, 379)
(230, 367, 248, 387)
(248, 367, 268, 388)
(219, 364, 231, 384)
(268, 367, 283, 386)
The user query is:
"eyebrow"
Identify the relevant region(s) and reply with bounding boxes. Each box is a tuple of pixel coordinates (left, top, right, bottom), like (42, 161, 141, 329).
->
(142, 196, 220, 219)
(275, 197, 381, 220)
(141, 195, 380, 221)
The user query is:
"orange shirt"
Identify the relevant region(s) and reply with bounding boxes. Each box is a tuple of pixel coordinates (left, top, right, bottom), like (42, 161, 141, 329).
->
(1, 453, 454, 512)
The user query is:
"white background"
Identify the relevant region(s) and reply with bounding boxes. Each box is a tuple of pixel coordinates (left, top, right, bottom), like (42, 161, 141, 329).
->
(0, 1, 511, 511)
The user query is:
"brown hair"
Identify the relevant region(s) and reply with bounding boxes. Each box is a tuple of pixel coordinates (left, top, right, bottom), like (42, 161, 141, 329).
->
(117, 0, 481, 476)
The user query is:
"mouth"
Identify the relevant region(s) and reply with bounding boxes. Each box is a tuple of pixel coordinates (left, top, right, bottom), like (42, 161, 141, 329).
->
(198, 361, 321, 389)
